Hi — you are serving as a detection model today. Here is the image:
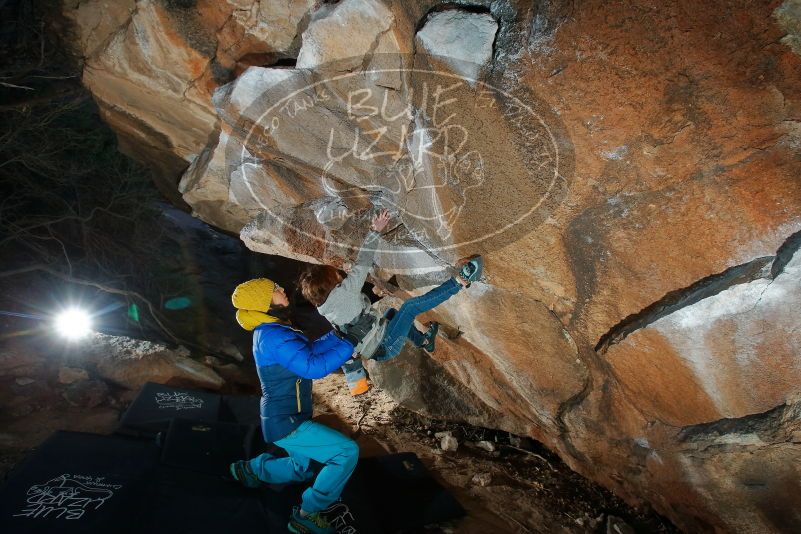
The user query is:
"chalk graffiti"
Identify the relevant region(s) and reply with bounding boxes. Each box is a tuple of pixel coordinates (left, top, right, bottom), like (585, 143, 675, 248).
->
(320, 81, 487, 241)
(323, 501, 358, 533)
(227, 57, 574, 256)
(155, 391, 204, 410)
(13, 474, 121, 521)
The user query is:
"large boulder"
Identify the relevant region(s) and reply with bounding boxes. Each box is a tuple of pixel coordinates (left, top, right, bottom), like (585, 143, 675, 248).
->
(605, 247, 801, 428)
(63, 0, 801, 531)
(82, 334, 224, 391)
(63, 0, 316, 202)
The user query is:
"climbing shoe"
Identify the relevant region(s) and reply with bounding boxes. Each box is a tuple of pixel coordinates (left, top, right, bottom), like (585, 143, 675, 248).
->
(458, 255, 484, 287)
(229, 460, 262, 488)
(288, 507, 334, 534)
(422, 322, 439, 353)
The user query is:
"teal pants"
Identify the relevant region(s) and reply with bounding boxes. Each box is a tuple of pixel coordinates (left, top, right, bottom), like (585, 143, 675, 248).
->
(249, 420, 359, 513)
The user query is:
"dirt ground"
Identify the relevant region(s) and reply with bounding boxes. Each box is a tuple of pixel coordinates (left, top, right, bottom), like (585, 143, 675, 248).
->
(313, 374, 678, 534)
(0, 339, 125, 479)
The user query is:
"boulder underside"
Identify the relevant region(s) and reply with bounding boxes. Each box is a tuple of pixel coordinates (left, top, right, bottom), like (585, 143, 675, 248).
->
(62, 0, 801, 531)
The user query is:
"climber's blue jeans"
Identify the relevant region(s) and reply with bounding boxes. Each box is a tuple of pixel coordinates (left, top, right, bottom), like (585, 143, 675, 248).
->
(379, 277, 462, 360)
(248, 420, 359, 513)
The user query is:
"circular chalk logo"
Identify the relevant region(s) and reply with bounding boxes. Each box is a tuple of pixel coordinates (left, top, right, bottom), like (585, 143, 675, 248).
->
(222, 55, 573, 264)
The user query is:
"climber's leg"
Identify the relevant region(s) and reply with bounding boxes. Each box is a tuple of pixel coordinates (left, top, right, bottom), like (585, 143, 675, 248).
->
(380, 277, 462, 359)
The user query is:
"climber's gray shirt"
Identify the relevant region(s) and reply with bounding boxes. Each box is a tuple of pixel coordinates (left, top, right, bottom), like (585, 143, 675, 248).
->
(317, 230, 381, 329)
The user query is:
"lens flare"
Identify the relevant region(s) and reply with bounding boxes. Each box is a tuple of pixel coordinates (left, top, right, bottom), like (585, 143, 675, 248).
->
(55, 308, 93, 340)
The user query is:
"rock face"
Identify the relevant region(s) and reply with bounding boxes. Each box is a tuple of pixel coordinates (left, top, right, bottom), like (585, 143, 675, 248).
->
(604, 250, 801, 428)
(63, 0, 801, 531)
(62, 0, 315, 202)
(415, 10, 497, 81)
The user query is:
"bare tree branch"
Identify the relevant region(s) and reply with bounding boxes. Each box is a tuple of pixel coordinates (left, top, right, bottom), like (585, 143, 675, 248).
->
(0, 88, 86, 112)
(0, 265, 242, 363)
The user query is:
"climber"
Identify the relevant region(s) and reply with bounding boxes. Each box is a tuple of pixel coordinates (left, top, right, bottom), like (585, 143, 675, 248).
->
(228, 278, 356, 534)
(299, 208, 483, 365)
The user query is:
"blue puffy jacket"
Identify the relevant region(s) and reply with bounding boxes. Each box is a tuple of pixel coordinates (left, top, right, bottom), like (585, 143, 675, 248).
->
(253, 322, 354, 442)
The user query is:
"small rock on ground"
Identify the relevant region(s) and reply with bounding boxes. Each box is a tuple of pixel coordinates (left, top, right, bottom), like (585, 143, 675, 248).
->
(607, 515, 635, 534)
(441, 435, 459, 451)
(63, 379, 109, 408)
(476, 440, 496, 452)
(58, 366, 89, 384)
(472, 472, 492, 487)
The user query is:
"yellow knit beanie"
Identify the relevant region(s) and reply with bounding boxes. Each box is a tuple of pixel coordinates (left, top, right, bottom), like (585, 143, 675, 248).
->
(231, 278, 278, 331)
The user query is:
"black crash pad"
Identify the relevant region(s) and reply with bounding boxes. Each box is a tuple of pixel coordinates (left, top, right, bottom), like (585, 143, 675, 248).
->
(0, 431, 280, 534)
(4, 378, 464, 533)
(250, 452, 464, 533)
(158, 418, 462, 533)
(0, 431, 159, 534)
(358, 452, 466, 529)
(137, 466, 271, 533)
(118, 383, 263, 436)
(220, 394, 262, 426)
(118, 382, 221, 436)
(160, 418, 259, 476)
(0, 430, 464, 534)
